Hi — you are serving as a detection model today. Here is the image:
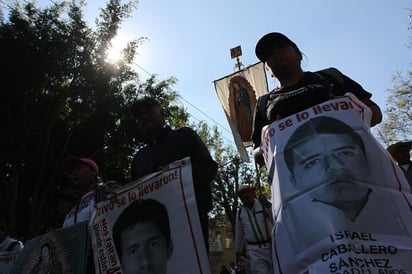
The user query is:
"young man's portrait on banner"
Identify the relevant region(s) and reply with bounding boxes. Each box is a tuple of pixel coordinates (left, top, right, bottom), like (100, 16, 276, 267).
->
(112, 198, 173, 274)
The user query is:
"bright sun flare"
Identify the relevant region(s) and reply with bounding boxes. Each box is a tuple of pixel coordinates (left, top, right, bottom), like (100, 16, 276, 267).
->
(106, 35, 128, 63)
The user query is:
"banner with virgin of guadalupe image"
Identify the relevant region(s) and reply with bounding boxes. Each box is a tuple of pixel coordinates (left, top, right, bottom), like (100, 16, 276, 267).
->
(260, 93, 412, 274)
(10, 222, 89, 274)
(0, 250, 20, 274)
(90, 157, 211, 274)
(214, 62, 268, 162)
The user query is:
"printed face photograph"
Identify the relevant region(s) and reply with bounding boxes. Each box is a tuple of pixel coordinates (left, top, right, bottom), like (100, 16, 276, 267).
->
(113, 199, 173, 274)
(289, 132, 370, 205)
(119, 221, 172, 274)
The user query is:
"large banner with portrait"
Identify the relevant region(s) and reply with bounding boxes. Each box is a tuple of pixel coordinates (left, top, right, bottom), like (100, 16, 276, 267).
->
(261, 93, 412, 273)
(214, 62, 268, 162)
(9, 222, 89, 274)
(90, 157, 210, 274)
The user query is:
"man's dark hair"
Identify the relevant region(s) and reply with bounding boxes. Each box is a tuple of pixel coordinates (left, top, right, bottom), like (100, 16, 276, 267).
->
(284, 116, 366, 174)
(130, 97, 162, 119)
(112, 198, 172, 259)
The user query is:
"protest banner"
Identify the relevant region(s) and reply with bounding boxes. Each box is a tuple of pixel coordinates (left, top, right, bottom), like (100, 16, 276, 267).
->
(261, 93, 412, 273)
(0, 251, 20, 274)
(90, 157, 210, 274)
(214, 62, 268, 161)
(10, 222, 89, 274)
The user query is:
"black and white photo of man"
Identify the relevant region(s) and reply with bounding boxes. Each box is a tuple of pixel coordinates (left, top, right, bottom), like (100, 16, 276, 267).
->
(280, 116, 408, 253)
(112, 199, 173, 274)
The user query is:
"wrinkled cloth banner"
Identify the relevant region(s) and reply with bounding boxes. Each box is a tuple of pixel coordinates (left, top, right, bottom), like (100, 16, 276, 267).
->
(10, 222, 89, 274)
(0, 251, 20, 274)
(90, 157, 210, 274)
(214, 62, 268, 162)
(261, 93, 412, 274)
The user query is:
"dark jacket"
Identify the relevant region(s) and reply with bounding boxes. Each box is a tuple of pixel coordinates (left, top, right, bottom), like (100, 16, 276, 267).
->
(131, 126, 218, 213)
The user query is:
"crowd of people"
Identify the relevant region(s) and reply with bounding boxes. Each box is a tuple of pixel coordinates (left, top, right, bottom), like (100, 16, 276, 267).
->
(2, 31, 411, 274)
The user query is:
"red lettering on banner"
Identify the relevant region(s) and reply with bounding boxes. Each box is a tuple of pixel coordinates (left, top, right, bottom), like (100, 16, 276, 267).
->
(102, 218, 109, 237)
(312, 100, 354, 115)
(138, 170, 178, 197)
(278, 119, 293, 131)
(105, 238, 117, 267)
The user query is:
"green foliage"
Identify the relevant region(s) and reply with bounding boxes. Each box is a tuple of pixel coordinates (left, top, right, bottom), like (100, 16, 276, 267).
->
(376, 10, 411, 145)
(0, 0, 175, 238)
(376, 12, 412, 146)
(0, 0, 262, 243)
(191, 121, 265, 237)
(377, 71, 412, 145)
(133, 75, 189, 127)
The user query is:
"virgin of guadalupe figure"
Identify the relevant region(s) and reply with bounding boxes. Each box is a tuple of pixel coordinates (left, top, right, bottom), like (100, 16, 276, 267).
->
(21, 233, 72, 274)
(30, 242, 63, 274)
(228, 76, 257, 142)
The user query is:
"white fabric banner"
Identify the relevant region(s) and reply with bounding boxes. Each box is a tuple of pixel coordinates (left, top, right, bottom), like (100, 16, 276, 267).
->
(214, 62, 268, 162)
(261, 93, 412, 273)
(90, 157, 210, 274)
(0, 251, 20, 274)
(10, 222, 89, 274)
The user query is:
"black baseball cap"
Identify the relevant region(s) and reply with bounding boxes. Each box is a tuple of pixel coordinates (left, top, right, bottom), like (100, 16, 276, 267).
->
(131, 97, 161, 118)
(255, 32, 300, 62)
(387, 141, 412, 154)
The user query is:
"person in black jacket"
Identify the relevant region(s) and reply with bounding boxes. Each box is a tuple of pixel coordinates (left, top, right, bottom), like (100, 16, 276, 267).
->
(130, 97, 218, 253)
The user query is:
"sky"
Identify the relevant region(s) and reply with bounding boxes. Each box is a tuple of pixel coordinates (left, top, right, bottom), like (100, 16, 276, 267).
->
(38, 0, 411, 144)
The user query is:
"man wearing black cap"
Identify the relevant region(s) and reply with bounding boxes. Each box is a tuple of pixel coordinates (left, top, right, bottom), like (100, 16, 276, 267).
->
(130, 97, 218, 253)
(251, 32, 382, 165)
(387, 141, 412, 189)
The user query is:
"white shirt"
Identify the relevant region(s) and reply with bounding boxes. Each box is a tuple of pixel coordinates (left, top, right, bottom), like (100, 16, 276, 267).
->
(63, 191, 94, 227)
(234, 199, 273, 252)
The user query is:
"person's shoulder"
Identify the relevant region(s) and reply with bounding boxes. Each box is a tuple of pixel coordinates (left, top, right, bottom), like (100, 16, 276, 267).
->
(176, 126, 194, 131)
(258, 197, 271, 207)
(315, 67, 342, 75)
(132, 142, 153, 160)
(81, 191, 95, 202)
(313, 67, 347, 90)
(310, 67, 342, 80)
(256, 91, 273, 106)
(175, 126, 199, 136)
(166, 127, 202, 143)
